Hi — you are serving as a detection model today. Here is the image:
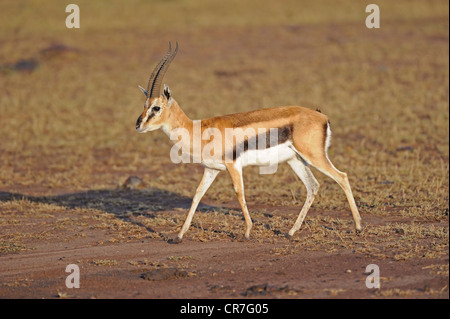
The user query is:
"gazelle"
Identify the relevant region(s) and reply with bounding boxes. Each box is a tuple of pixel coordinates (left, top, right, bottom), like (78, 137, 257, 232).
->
(135, 43, 362, 243)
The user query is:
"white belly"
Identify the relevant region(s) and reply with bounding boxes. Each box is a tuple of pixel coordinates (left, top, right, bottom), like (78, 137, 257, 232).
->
(238, 142, 296, 167)
(199, 142, 296, 171)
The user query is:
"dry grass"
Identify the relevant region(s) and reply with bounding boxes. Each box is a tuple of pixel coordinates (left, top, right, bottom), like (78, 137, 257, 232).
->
(0, 0, 448, 265)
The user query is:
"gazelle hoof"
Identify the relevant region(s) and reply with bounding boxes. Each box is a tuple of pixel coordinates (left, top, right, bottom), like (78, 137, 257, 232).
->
(286, 233, 294, 241)
(168, 236, 183, 244)
(234, 234, 249, 242)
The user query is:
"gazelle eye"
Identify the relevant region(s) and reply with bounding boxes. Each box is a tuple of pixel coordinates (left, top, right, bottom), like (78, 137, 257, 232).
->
(152, 106, 161, 112)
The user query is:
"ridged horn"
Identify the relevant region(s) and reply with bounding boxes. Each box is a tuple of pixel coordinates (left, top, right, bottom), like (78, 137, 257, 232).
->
(145, 42, 172, 98)
(147, 42, 178, 98)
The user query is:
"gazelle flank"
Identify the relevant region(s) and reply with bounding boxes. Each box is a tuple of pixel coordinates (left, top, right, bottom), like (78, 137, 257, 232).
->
(135, 43, 362, 243)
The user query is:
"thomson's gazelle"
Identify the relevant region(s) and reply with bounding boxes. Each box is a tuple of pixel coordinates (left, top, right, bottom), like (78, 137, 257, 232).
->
(135, 43, 362, 242)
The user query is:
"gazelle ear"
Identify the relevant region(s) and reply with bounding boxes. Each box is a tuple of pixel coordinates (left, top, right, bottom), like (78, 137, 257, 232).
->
(163, 84, 173, 106)
(138, 85, 148, 97)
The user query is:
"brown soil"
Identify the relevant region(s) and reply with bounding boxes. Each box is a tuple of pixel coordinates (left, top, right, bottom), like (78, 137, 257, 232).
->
(0, 189, 447, 299)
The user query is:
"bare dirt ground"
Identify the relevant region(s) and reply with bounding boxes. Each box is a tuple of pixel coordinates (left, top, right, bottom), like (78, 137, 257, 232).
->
(1, 237, 446, 299)
(0, 188, 447, 299)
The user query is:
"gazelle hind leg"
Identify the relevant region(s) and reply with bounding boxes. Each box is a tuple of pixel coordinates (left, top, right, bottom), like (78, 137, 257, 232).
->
(306, 153, 362, 232)
(287, 158, 320, 238)
(324, 164, 362, 231)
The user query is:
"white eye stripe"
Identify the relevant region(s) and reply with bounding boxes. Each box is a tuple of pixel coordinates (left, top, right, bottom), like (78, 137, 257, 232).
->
(146, 105, 161, 116)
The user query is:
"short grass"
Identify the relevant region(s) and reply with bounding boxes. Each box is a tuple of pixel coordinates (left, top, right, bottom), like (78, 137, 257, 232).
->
(0, 0, 448, 263)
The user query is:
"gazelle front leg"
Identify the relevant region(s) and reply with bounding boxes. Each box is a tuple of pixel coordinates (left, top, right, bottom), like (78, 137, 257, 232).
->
(226, 163, 253, 240)
(174, 167, 220, 242)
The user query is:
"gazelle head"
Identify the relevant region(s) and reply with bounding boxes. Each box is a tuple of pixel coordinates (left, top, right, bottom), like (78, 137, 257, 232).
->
(136, 42, 178, 133)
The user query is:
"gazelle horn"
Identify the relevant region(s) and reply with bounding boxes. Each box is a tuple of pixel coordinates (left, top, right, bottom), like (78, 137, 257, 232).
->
(146, 42, 178, 98)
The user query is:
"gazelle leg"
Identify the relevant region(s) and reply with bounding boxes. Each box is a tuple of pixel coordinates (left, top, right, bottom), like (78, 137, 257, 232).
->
(176, 168, 220, 241)
(287, 158, 320, 238)
(327, 167, 362, 231)
(306, 153, 362, 232)
(226, 163, 253, 239)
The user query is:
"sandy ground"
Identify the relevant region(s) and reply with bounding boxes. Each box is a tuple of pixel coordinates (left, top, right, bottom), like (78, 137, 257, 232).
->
(0, 193, 447, 299)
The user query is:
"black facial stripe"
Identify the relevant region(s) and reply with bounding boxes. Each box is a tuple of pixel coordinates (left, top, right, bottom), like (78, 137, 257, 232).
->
(136, 115, 143, 128)
(145, 112, 155, 123)
(228, 124, 294, 161)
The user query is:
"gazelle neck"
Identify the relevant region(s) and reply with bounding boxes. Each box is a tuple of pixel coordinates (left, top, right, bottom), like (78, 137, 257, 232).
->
(160, 99, 193, 137)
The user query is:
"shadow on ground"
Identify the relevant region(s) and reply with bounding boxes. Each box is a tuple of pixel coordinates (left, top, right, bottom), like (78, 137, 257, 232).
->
(0, 189, 236, 241)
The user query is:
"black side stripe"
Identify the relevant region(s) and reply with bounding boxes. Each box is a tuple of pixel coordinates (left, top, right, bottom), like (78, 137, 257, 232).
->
(228, 124, 294, 161)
